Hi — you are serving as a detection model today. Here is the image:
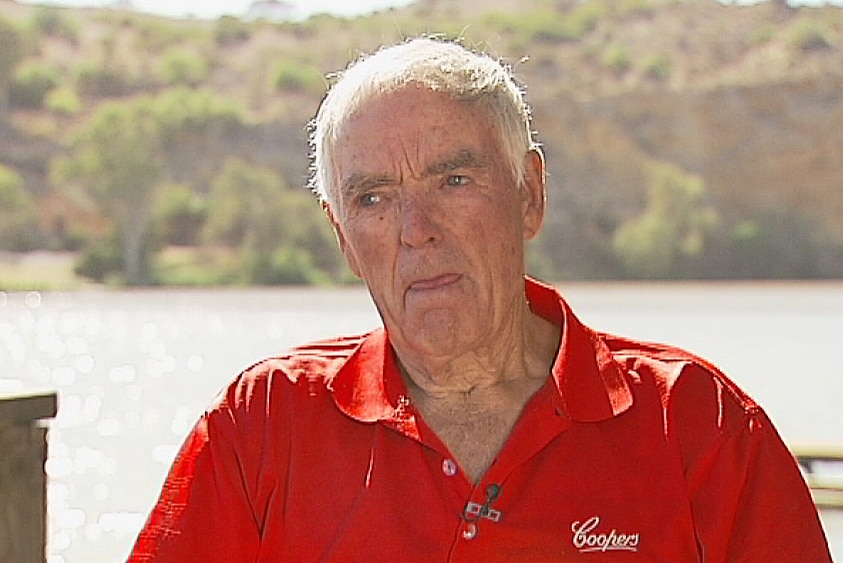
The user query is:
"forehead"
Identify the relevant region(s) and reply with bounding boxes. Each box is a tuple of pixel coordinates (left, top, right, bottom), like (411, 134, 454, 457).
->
(333, 86, 499, 172)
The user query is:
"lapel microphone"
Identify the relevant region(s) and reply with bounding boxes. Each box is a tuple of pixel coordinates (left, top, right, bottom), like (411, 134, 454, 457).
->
(463, 483, 503, 524)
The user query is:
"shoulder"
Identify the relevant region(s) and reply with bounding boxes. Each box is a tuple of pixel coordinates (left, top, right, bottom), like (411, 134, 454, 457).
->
(598, 332, 785, 481)
(601, 332, 760, 433)
(208, 333, 371, 420)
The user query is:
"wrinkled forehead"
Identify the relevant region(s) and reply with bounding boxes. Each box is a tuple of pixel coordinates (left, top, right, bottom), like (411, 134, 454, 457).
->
(333, 85, 500, 172)
(338, 84, 500, 149)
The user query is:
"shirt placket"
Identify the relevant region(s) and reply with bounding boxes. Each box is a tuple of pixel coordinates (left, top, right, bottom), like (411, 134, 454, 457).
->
(445, 385, 571, 561)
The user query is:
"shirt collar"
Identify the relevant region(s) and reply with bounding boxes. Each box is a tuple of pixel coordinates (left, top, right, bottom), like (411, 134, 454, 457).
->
(331, 277, 633, 424)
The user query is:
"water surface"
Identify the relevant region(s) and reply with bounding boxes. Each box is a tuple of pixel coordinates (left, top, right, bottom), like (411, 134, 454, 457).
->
(1, 282, 840, 561)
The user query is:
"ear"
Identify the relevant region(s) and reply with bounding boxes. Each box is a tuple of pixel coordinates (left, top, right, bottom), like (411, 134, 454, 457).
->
(520, 148, 546, 240)
(324, 202, 363, 279)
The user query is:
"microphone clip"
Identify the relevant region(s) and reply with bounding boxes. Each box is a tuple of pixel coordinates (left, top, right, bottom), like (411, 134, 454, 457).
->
(464, 501, 502, 523)
(463, 483, 503, 523)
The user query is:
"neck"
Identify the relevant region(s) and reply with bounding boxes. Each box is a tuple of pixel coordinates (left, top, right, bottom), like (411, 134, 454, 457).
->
(395, 303, 561, 483)
(396, 298, 558, 398)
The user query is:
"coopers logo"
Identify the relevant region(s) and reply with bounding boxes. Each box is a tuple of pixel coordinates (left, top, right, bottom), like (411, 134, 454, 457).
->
(571, 516, 640, 553)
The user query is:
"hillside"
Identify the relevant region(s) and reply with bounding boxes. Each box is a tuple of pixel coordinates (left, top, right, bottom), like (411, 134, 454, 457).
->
(1, 0, 842, 285)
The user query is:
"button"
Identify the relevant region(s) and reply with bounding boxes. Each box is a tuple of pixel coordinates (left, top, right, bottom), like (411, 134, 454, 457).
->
(442, 459, 457, 476)
(462, 522, 477, 540)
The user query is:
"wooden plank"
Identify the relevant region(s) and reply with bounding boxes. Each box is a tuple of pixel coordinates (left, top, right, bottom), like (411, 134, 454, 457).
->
(808, 487, 843, 510)
(792, 445, 843, 510)
(0, 397, 54, 563)
(0, 393, 58, 425)
(792, 445, 843, 464)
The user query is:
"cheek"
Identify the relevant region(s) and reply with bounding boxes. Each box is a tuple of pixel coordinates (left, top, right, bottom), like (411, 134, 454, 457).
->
(344, 220, 392, 271)
(477, 203, 527, 264)
(474, 199, 522, 240)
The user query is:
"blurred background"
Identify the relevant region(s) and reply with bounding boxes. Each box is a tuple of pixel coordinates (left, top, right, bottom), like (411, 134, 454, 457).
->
(1, 0, 843, 287)
(0, 0, 841, 561)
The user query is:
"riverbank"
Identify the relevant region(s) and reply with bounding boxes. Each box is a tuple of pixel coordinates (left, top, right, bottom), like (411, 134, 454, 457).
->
(0, 251, 84, 291)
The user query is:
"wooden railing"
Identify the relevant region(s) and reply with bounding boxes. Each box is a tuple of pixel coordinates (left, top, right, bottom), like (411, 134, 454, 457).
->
(793, 445, 843, 510)
(0, 392, 58, 563)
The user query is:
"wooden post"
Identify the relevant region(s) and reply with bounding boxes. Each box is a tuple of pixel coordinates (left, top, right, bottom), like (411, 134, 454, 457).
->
(0, 392, 58, 563)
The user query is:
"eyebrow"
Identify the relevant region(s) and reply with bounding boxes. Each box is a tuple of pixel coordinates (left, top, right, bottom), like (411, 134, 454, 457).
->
(340, 172, 396, 199)
(339, 148, 488, 198)
(424, 149, 487, 176)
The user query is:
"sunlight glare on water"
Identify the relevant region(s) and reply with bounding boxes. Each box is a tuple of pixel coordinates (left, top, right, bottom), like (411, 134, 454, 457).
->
(0, 284, 840, 561)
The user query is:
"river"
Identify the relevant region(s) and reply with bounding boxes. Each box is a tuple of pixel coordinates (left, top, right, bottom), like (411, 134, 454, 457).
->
(1, 282, 841, 561)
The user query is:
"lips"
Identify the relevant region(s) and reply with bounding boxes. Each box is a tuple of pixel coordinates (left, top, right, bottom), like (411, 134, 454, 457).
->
(407, 273, 462, 291)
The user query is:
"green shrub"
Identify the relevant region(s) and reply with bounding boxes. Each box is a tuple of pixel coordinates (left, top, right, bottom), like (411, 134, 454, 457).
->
(73, 236, 123, 283)
(566, 1, 604, 38)
(158, 47, 209, 86)
(613, 161, 718, 279)
(509, 2, 605, 43)
(0, 163, 39, 251)
(751, 23, 775, 46)
(643, 53, 672, 80)
(272, 60, 324, 93)
(277, 190, 344, 278)
(482, 11, 520, 34)
(788, 18, 831, 51)
(214, 15, 251, 46)
(134, 16, 192, 52)
(247, 246, 328, 285)
(153, 183, 207, 246)
(603, 43, 630, 75)
(0, 18, 27, 91)
(203, 158, 282, 248)
(75, 63, 129, 97)
(616, 0, 656, 17)
(31, 6, 79, 42)
(526, 10, 579, 42)
(153, 249, 241, 286)
(46, 86, 82, 115)
(8, 62, 58, 109)
(152, 87, 242, 136)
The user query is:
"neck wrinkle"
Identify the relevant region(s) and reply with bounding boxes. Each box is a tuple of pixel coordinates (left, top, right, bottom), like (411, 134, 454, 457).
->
(397, 297, 559, 410)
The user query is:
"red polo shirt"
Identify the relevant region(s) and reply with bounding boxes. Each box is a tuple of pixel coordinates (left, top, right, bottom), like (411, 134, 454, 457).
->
(130, 278, 831, 562)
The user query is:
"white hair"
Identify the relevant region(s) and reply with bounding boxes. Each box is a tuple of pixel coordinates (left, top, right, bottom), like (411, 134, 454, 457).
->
(308, 37, 538, 206)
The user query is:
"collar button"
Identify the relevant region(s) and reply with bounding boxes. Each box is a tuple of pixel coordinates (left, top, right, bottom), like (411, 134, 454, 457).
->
(442, 458, 458, 476)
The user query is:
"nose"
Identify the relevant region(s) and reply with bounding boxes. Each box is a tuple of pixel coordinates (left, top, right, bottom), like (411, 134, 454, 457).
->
(399, 195, 440, 248)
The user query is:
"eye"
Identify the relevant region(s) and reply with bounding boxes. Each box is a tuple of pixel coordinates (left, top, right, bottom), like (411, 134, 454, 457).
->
(359, 192, 381, 207)
(445, 174, 471, 187)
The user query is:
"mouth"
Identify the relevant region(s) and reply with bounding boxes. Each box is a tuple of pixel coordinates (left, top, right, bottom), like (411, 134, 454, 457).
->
(407, 273, 462, 292)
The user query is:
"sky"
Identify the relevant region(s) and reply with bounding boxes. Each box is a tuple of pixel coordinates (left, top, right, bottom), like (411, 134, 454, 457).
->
(15, 0, 843, 21)
(17, 0, 416, 20)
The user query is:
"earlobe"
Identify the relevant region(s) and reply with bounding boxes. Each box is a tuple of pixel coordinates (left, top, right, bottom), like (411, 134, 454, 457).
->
(521, 148, 546, 240)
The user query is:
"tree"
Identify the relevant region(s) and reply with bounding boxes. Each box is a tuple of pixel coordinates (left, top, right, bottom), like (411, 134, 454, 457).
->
(53, 98, 164, 284)
(204, 157, 341, 284)
(613, 161, 719, 279)
(0, 163, 38, 251)
(204, 158, 284, 251)
(276, 190, 343, 279)
(153, 182, 207, 246)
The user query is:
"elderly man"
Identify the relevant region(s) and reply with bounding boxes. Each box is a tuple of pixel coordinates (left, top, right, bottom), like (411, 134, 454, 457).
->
(130, 38, 831, 561)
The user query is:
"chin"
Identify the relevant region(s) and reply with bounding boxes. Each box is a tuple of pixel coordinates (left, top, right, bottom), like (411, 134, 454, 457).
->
(401, 317, 477, 356)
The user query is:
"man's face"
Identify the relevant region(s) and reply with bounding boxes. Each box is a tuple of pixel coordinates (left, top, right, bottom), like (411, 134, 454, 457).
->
(330, 85, 545, 362)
